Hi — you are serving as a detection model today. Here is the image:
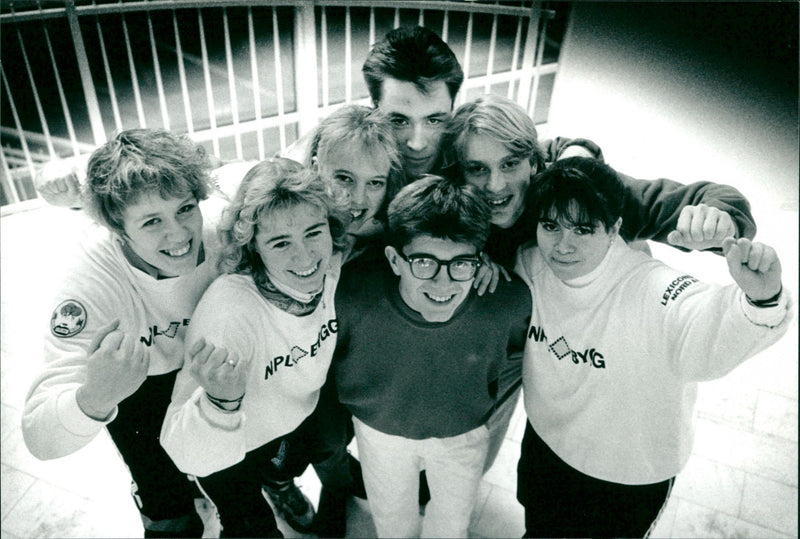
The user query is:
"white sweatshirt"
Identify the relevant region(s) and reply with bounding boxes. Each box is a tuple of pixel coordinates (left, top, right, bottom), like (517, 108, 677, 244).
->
(160, 254, 341, 477)
(22, 209, 222, 460)
(515, 239, 791, 485)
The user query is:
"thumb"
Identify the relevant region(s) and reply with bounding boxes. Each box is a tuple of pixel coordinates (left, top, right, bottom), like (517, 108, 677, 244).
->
(666, 230, 684, 246)
(88, 319, 120, 354)
(723, 239, 743, 277)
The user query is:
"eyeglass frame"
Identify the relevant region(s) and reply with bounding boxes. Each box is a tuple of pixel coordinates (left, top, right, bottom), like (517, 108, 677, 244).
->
(396, 250, 483, 281)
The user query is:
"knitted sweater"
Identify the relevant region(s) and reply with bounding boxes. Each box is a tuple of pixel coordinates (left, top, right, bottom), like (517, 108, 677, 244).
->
(160, 254, 341, 477)
(515, 239, 791, 484)
(334, 261, 531, 439)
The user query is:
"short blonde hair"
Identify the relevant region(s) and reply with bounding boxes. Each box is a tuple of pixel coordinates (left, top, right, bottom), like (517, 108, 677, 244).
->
(216, 158, 349, 276)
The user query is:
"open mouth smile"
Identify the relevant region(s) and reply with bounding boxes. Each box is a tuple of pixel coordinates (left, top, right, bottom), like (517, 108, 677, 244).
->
(350, 209, 366, 220)
(424, 292, 457, 304)
(290, 261, 320, 278)
(487, 195, 513, 208)
(161, 240, 192, 258)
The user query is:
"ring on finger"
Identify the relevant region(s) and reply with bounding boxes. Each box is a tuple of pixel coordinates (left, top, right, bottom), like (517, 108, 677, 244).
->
(226, 359, 236, 367)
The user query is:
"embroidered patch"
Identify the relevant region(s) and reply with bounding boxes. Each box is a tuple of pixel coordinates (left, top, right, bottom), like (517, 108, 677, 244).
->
(50, 300, 87, 338)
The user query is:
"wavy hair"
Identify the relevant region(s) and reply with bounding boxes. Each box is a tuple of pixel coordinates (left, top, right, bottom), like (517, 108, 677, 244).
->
(83, 128, 211, 234)
(216, 158, 349, 276)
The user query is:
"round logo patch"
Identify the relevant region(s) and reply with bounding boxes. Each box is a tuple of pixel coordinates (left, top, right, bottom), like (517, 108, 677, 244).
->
(50, 300, 87, 338)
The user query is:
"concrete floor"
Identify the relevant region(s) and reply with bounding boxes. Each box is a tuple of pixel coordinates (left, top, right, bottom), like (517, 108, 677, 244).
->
(1, 200, 797, 538)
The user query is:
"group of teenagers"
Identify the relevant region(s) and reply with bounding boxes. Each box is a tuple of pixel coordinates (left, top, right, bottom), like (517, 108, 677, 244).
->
(23, 26, 791, 539)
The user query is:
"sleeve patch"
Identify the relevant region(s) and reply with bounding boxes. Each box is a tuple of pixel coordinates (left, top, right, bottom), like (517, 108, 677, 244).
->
(50, 300, 88, 338)
(660, 275, 699, 306)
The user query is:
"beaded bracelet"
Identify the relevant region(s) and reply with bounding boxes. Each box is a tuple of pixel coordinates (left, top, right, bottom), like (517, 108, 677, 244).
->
(746, 286, 783, 309)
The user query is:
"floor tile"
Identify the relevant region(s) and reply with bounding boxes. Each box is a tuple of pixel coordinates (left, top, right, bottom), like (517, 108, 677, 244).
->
(1, 465, 36, 520)
(695, 379, 758, 431)
(753, 390, 799, 442)
(671, 454, 745, 516)
(670, 497, 792, 539)
(648, 491, 678, 538)
(740, 473, 798, 536)
(1, 404, 21, 445)
(691, 417, 798, 487)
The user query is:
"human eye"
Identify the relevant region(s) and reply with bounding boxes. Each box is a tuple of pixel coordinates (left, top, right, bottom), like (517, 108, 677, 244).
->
(141, 217, 161, 228)
(178, 202, 197, 215)
(502, 159, 521, 171)
(333, 174, 353, 185)
(464, 163, 487, 176)
(367, 178, 387, 190)
(389, 116, 409, 128)
(574, 225, 596, 236)
(539, 221, 559, 232)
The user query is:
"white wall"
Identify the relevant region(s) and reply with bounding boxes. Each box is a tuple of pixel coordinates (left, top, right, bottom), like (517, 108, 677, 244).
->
(545, 2, 798, 214)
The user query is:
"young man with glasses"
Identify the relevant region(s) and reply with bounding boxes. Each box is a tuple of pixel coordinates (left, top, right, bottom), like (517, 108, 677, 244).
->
(330, 175, 531, 538)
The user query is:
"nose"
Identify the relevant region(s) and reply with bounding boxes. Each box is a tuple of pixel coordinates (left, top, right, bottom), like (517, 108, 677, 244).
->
(293, 241, 316, 265)
(350, 183, 366, 206)
(486, 169, 506, 193)
(554, 230, 575, 253)
(406, 123, 426, 152)
(165, 218, 191, 243)
(430, 263, 452, 284)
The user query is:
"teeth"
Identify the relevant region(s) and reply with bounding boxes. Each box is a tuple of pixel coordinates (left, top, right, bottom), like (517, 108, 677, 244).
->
(292, 261, 319, 277)
(426, 292, 455, 303)
(351, 209, 366, 219)
(163, 243, 191, 257)
(488, 195, 512, 206)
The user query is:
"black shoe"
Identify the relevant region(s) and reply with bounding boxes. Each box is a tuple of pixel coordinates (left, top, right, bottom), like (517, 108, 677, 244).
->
(263, 479, 315, 533)
(311, 487, 347, 538)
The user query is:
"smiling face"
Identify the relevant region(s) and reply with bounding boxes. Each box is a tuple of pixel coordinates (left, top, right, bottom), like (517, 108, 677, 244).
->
(379, 78, 452, 177)
(318, 143, 391, 234)
(536, 202, 620, 281)
(385, 235, 476, 322)
(254, 202, 334, 295)
(121, 191, 204, 277)
(461, 133, 534, 229)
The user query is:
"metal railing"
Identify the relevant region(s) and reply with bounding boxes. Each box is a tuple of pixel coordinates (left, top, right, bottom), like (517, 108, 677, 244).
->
(0, 0, 565, 210)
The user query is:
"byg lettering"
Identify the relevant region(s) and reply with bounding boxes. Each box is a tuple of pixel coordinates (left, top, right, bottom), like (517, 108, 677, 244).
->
(570, 348, 605, 369)
(265, 319, 338, 380)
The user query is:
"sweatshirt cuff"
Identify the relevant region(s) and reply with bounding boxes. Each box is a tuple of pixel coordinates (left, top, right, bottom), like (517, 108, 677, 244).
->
(57, 388, 117, 436)
(740, 290, 791, 327)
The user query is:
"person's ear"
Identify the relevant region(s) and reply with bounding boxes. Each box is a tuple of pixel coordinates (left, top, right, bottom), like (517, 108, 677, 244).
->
(609, 217, 623, 237)
(385, 245, 402, 276)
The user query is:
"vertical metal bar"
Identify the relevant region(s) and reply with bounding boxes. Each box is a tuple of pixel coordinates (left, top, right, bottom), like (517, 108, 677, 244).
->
(65, 0, 105, 145)
(507, 16, 523, 99)
(459, 12, 473, 105)
(0, 150, 16, 206)
(1, 65, 30, 202)
(393, 8, 399, 28)
(293, 4, 318, 136)
(369, 7, 375, 45)
(274, 7, 287, 148)
(95, 12, 122, 131)
(198, 9, 220, 156)
(344, 6, 352, 103)
(528, 9, 548, 119)
(321, 7, 330, 109)
(121, 11, 146, 127)
(42, 15, 80, 155)
(147, 11, 170, 130)
(441, 9, 448, 42)
(485, 12, 498, 93)
(418, 9, 424, 26)
(223, 7, 242, 159)
(516, 3, 540, 111)
(173, 8, 194, 134)
(247, 6, 265, 160)
(14, 24, 56, 158)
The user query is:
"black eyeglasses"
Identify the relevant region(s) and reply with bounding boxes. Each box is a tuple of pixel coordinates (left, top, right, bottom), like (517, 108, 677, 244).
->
(398, 252, 482, 281)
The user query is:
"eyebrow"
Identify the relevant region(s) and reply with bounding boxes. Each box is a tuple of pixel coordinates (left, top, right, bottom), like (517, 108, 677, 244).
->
(264, 220, 327, 243)
(133, 196, 195, 221)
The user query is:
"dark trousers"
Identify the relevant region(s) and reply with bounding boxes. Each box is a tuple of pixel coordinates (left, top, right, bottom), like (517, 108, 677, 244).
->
(105, 370, 203, 537)
(517, 422, 673, 538)
(197, 399, 339, 538)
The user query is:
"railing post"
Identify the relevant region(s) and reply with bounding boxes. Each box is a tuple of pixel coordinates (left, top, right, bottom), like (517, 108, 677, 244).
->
(65, 0, 105, 146)
(516, 2, 541, 113)
(293, 4, 319, 136)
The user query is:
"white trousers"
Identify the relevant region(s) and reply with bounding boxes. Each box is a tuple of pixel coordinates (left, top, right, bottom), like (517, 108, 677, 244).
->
(352, 417, 490, 538)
